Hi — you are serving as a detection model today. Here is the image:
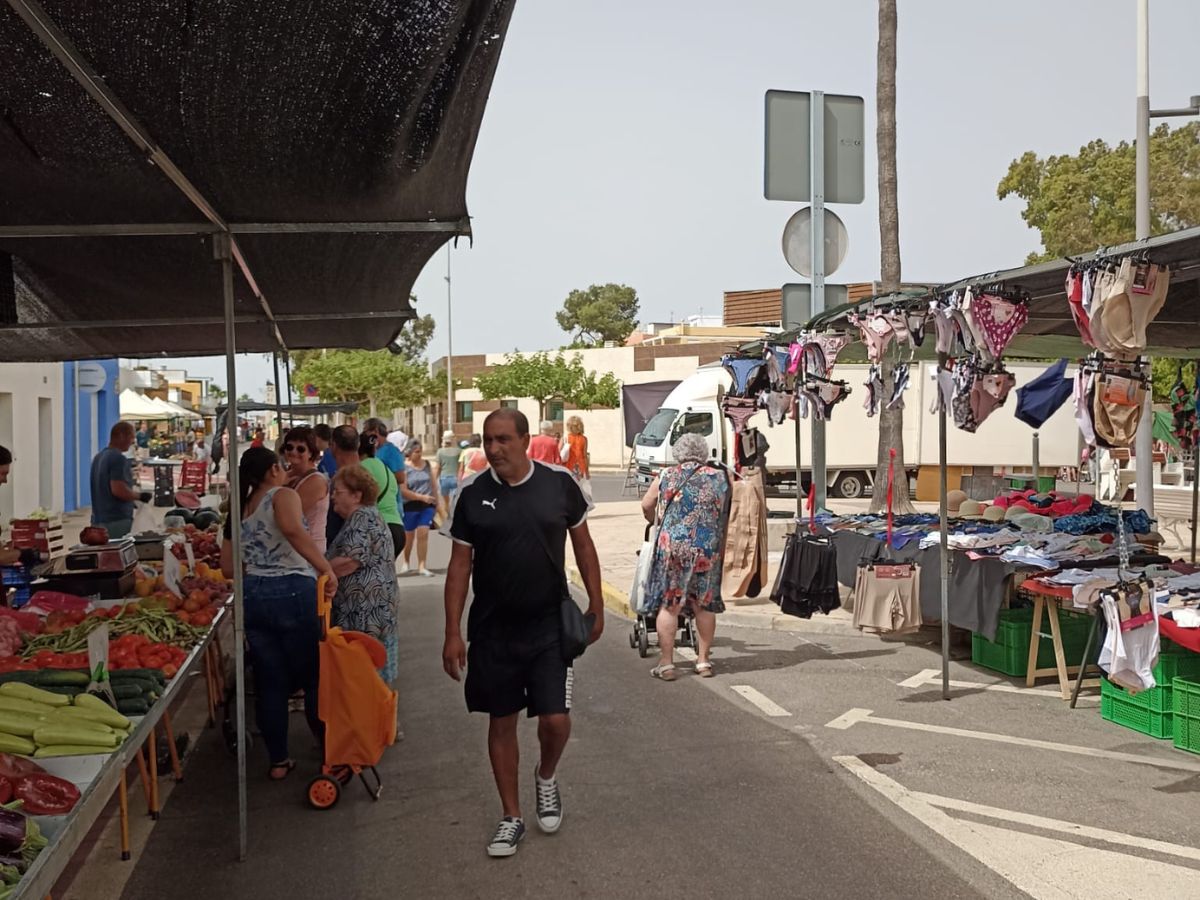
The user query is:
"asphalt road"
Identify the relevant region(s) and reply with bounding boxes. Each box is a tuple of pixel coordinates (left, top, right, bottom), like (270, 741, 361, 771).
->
(117, 536, 1015, 900)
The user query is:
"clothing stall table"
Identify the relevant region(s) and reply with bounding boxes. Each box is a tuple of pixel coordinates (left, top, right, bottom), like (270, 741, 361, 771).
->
(1018, 578, 1103, 701)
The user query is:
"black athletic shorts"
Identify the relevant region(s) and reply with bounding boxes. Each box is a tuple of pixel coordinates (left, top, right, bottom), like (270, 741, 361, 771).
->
(465, 616, 573, 719)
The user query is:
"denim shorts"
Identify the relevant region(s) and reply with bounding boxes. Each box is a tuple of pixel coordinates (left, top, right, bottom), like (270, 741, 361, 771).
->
(439, 475, 458, 497)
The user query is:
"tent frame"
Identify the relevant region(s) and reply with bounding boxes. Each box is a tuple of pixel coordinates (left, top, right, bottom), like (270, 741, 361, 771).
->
(0, 0, 484, 880)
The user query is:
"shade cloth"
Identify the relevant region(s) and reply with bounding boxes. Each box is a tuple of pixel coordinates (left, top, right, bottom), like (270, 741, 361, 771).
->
(622, 381, 681, 448)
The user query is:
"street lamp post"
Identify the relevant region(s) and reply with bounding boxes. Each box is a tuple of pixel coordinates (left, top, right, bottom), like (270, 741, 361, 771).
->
(1134, 0, 1200, 521)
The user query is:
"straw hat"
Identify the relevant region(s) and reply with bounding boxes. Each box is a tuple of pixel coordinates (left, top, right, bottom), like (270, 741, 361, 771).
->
(945, 489, 968, 515)
(957, 499, 986, 519)
(982, 505, 1006, 524)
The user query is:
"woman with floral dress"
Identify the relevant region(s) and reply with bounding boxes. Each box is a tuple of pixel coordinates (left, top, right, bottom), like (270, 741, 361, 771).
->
(640, 432, 731, 681)
(326, 464, 400, 684)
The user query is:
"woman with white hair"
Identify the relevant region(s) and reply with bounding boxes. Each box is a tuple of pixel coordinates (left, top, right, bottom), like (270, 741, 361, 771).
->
(639, 431, 731, 681)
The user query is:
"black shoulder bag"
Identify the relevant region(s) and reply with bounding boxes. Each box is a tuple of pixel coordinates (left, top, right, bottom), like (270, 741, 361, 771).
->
(508, 489, 595, 663)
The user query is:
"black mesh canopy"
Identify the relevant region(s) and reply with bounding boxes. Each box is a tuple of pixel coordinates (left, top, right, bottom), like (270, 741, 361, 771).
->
(0, 0, 514, 360)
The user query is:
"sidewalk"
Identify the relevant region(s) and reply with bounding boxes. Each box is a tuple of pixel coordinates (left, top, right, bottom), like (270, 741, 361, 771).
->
(568, 496, 907, 637)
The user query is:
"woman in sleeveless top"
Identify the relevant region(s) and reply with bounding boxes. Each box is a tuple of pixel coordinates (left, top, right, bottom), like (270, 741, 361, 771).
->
(283, 426, 330, 554)
(220, 447, 336, 781)
(562, 416, 590, 483)
(399, 440, 438, 577)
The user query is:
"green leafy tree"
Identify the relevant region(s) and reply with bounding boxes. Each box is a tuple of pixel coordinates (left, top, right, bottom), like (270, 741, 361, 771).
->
(998, 122, 1200, 400)
(998, 122, 1200, 264)
(475, 351, 620, 421)
(293, 350, 431, 416)
(555, 284, 640, 346)
(208, 385, 226, 401)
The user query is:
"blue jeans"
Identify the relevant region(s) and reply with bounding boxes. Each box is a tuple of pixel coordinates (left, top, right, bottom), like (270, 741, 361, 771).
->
(243, 573, 321, 764)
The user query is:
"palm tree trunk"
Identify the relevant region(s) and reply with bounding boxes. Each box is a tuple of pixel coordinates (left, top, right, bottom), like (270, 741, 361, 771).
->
(870, 0, 915, 515)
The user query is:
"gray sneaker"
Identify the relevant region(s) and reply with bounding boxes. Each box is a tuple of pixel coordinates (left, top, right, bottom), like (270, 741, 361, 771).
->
(533, 767, 563, 834)
(487, 816, 525, 857)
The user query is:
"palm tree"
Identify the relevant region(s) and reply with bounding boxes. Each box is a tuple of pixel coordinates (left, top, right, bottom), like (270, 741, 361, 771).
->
(869, 0, 915, 514)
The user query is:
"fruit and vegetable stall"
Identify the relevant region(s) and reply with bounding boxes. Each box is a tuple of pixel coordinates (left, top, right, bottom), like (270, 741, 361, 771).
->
(0, 529, 230, 899)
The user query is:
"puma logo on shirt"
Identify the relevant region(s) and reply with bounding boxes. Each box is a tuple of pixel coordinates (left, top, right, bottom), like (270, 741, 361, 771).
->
(482, 498, 498, 510)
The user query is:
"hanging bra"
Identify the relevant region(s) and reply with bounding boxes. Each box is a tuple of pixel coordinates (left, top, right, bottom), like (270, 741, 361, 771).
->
(971, 293, 1028, 359)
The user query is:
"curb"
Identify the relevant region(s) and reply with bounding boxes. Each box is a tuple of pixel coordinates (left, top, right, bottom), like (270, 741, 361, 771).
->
(566, 566, 862, 638)
(566, 565, 632, 619)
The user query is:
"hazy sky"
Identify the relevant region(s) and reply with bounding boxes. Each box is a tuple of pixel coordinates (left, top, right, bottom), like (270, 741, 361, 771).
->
(158, 0, 1200, 399)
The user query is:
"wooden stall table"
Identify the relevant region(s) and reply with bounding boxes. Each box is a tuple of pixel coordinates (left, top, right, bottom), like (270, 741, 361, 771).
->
(1019, 578, 1103, 701)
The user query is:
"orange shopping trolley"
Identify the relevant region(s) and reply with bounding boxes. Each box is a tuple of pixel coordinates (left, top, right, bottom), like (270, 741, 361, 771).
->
(306, 576, 399, 810)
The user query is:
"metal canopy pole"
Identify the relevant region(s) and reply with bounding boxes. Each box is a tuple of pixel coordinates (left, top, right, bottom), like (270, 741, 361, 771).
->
(938, 372, 950, 700)
(1192, 442, 1199, 564)
(214, 233, 248, 861)
(0, 219, 471, 238)
(272, 352, 285, 442)
(445, 246, 454, 435)
(283, 354, 294, 428)
(810, 90, 828, 510)
(1134, 0, 1155, 519)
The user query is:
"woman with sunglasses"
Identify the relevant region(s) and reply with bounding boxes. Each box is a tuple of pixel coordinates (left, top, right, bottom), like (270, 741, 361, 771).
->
(219, 447, 336, 781)
(282, 426, 330, 555)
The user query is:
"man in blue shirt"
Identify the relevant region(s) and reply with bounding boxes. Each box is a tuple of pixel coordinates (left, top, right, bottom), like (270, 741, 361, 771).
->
(90, 422, 151, 539)
(364, 417, 406, 483)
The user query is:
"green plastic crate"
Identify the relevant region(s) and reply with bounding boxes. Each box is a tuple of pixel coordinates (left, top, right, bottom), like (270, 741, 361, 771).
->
(1154, 645, 1200, 683)
(1100, 676, 1172, 713)
(971, 608, 1094, 678)
(1036, 475, 1056, 493)
(1173, 677, 1200, 755)
(1101, 688, 1173, 739)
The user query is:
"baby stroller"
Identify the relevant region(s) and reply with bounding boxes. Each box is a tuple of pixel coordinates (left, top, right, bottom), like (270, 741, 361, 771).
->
(306, 576, 398, 810)
(629, 611, 698, 658)
(628, 525, 699, 657)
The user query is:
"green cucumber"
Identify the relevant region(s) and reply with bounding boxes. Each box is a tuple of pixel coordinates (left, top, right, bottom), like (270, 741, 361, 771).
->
(30, 670, 90, 687)
(0, 682, 69, 707)
(116, 698, 150, 716)
(111, 683, 144, 700)
(112, 669, 167, 685)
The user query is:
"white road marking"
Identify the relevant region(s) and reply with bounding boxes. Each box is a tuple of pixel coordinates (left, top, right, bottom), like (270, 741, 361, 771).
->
(915, 790, 1200, 864)
(897, 667, 1099, 702)
(729, 685, 791, 717)
(824, 708, 1200, 773)
(836, 756, 1200, 898)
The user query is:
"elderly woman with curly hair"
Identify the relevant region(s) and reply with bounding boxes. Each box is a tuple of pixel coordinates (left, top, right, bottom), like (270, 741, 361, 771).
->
(639, 432, 732, 681)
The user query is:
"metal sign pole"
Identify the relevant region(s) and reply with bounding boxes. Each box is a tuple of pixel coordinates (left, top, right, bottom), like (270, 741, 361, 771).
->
(810, 90, 827, 511)
(939, 378, 950, 700)
(271, 352, 284, 442)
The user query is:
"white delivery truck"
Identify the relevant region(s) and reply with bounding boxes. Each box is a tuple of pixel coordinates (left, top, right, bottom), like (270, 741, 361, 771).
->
(632, 361, 1081, 498)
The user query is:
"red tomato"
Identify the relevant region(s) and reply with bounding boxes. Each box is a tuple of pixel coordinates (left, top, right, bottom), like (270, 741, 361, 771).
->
(161, 663, 179, 679)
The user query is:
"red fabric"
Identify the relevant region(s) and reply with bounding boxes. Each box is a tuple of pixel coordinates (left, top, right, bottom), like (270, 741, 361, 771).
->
(806, 483, 816, 534)
(1161, 616, 1200, 654)
(527, 434, 561, 465)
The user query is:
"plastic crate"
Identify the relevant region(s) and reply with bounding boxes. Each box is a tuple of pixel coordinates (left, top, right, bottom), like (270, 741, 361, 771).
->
(1101, 687, 1173, 739)
(1036, 475, 1056, 493)
(1100, 675, 1173, 713)
(971, 608, 1094, 678)
(1172, 677, 1200, 755)
(0, 565, 32, 609)
(1154, 644, 1200, 683)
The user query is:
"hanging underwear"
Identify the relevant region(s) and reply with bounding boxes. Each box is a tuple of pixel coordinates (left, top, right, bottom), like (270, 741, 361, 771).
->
(787, 342, 804, 376)
(1091, 372, 1146, 448)
(767, 349, 790, 391)
(906, 310, 927, 348)
(1087, 267, 1119, 355)
(813, 333, 852, 373)
(887, 362, 910, 410)
(884, 312, 912, 351)
(850, 313, 895, 364)
(800, 342, 828, 380)
(1014, 358, 1073, 429)
(929, 367, 954, 414)
(722, 395, 758, 434)
(1066, 270, 1096, 348)
(766, 391, 790, 425)
(959, 289, 992, 361)
(1170, 365, 1197, 452)
(863, 364, 884, 417)
(723, 357, 767, 397)
(947, 308, 978, 356)
(1074, 369, 1098, 448)
(972, 294, 1028, 359)
(931, 306, 956, 355)
(1099, 259, 1170, 355)
(969, 370, 1015, 426)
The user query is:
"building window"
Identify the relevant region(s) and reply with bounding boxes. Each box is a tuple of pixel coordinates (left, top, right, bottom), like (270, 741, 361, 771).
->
(500, 399, 519, 410)
(455, 401, 473, 423)
(547, 401, 564, 422)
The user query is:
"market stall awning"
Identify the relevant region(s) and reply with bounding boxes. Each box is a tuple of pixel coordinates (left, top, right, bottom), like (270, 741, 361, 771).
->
(218, 401, 360, 417)
(149, 397, 198, 420)
(799, 225, 1200, 360)
(0, 0, 515, 360)
(118, 388, 171, 421)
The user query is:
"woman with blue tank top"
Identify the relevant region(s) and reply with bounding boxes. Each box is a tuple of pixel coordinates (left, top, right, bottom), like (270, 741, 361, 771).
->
(220, 447, 337, 781)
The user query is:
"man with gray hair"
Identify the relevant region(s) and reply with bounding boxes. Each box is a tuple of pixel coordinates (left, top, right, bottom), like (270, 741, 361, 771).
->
(527, 419, 562, 466)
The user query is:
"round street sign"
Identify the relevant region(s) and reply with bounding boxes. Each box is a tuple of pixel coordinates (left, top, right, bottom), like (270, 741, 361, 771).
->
(782, 207, 850, 277)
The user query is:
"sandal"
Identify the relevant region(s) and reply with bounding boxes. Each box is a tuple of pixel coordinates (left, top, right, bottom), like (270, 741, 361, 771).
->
(650, 664, 677, 681)
(695, 661, 714, 678)
(268, 759, 296, 781)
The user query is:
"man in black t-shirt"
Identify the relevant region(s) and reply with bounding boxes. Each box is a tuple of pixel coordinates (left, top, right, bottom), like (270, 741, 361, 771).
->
(442, 409, 603, 858)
